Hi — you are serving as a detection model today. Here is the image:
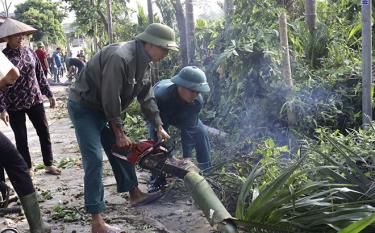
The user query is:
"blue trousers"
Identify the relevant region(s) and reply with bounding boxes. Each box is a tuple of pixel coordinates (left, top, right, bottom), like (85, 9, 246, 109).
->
(149, 120, 211, 169)
(67, 99, 137, 214)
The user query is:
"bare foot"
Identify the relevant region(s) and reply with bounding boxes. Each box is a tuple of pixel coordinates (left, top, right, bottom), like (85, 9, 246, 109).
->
(92, 214, 122, 233)
(45, 166, 61, 175)
(92, 222, 121, 233)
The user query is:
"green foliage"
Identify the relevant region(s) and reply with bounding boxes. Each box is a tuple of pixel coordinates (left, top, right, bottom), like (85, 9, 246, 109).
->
(57, 157, 81, 169)
(64, 0, 136, 46)
(257, 139, 289, 185)
(14, 0, 66, 45)
(137, 3, 148, 29)
(39, 189, 52, 201)
(232, 126, 375, 232)
(155, 0, 175, 26)
(337, 213, 375, 233)
(199, 0, 369, 147)
(52, 204, 85, 222)
(123, 101, 148, 141)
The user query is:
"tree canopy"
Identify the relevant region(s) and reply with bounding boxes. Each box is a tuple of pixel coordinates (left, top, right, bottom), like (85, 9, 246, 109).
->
(14, 0, 66, 45)
(63, 0, 137, 48)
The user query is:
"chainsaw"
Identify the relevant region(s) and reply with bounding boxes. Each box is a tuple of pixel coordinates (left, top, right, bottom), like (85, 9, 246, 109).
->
(113, 140, 240, 233)
(111, 140, 190, 179)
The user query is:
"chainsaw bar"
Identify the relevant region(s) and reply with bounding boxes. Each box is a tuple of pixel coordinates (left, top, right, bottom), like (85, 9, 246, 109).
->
(112, 143, 189, 179)
(138, 152, 188, 179)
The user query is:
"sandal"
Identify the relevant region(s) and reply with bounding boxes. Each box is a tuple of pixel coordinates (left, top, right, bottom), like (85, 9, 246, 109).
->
(92, 225, 123, 233)
(45, 166, 61, 175)
(106, 227, 123, 233)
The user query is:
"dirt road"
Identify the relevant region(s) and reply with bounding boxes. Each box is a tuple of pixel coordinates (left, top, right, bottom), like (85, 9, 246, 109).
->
(0, 85, 215, 233)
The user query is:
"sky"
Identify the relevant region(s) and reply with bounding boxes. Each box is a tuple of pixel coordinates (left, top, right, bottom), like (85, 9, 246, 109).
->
(4, 0, 223, 22)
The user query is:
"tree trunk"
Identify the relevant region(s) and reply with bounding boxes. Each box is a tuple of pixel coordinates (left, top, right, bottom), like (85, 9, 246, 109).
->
(172, 0, 188, 66)
(1, 0, 12, 17)
(305, 0, 316, 33)
(147, 0, 159, 84)
(185, 0, 195, 65)
(147, 0, 153, 24)
(279, 12, 296, 126)
(96, 0, 108, 41)
(224, 0, 234, 38)
(361, 0, 373, 127)
(90, 0, 99, 52)
(106, 0, 113, 43)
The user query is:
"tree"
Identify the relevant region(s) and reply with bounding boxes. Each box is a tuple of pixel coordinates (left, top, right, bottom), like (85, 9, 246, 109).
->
(305, 0, 316, 33)
(155, 0, 175, 26)
(171, 0, 188, 66)
(224, 0, 234, 38)
(106, 0, 113, 43)
(147, 0, 153, 24)
(14, 0, 66, 45)
(185, 0, 195, 65)
(64, 0, 134, 49)
(1, 0, 12, 17)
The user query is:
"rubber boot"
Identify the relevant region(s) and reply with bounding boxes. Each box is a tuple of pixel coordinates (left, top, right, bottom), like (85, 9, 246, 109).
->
(19, 192, 51, 233)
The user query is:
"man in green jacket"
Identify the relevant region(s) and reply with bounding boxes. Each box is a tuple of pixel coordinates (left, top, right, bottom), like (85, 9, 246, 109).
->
(68, 23, 178, 233)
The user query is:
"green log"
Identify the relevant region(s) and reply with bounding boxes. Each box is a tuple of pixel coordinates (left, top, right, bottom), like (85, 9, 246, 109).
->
(184, 171, 238, 233)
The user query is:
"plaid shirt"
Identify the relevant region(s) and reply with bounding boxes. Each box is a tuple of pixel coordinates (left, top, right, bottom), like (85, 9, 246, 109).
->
(0, 46, 53, 112)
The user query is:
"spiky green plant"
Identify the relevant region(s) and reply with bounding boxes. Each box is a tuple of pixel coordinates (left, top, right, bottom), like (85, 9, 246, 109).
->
(234, 125, 375, 232)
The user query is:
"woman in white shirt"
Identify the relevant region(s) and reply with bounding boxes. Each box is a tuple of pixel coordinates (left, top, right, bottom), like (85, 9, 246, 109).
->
(0, 50, 19, 88)
(0, 50, 51, 233)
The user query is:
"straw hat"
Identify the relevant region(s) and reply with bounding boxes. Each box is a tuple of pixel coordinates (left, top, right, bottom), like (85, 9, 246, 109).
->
(0, 18, 37, 43)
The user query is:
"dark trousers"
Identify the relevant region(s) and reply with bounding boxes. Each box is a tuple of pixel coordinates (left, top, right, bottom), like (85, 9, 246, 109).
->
(43, 69, 48, 78)
(8, 103, 53, 168)
(0, 132, 34, 197)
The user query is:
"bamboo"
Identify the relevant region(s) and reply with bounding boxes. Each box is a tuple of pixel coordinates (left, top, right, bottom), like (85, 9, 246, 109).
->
(184, 172, 238, 233)
(279, 12, 296, 126)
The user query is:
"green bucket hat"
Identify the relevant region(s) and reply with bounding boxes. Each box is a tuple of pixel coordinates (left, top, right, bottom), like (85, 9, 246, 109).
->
(135, 23, 178, 51)
(171, 66, 210, 93)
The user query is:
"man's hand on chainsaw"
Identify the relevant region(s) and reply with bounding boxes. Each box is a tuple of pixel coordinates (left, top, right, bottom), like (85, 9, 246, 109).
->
(115, 133, 132, 148)
(156, 125, 170, 141)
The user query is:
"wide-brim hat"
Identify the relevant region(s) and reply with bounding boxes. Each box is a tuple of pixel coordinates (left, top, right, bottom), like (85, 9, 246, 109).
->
(0, 18, 37, 43)
(171, 66, 210, 93)
(135, 23, 179, 51)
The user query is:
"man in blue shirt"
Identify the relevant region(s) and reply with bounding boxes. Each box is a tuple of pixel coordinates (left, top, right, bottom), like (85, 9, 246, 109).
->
(148, 66, 211, 192)
(52, 47, 62, 83)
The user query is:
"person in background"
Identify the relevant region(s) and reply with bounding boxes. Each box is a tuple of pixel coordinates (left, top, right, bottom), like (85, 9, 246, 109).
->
(68, 23, 178, 233)
(52, 47, 62, 83)
(148, 66, 212, 192)
(66, 56, 85, 83)
(35, 42, 49, 78)
(78, 53, 86, 63)
(0, 50, 51, 233)
(0, 18, 61, 176)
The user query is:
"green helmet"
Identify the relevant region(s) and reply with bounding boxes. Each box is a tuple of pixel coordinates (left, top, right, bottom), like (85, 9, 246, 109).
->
(135, 23, 178, 51)
(37, 41, 44, 47)
(171, 66, 210, 93)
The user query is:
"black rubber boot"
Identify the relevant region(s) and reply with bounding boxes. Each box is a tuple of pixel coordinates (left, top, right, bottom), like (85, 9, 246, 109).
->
(19, 192, 51, 233)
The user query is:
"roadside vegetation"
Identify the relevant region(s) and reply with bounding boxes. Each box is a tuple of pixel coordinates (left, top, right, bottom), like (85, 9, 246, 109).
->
(12, 0, 375, 232)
